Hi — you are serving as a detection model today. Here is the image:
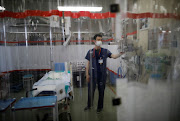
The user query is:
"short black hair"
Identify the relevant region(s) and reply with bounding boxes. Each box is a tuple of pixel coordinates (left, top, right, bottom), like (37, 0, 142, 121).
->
(93, 34, 102, 40)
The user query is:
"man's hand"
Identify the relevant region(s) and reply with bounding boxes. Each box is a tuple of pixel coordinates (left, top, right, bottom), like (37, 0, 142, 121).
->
(86, 74, 90, 82)
(111, 52, 125, 59)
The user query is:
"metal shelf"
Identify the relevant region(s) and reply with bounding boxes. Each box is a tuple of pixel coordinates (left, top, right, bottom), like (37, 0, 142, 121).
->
(9, 24, 50, 27)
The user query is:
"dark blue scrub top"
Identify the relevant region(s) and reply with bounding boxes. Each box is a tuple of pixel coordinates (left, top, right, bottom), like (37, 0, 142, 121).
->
(85, 48, 112, 82)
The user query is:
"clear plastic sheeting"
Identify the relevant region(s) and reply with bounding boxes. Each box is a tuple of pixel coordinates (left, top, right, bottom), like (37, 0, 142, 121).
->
(115, 0, 180, 121)
(0, 0, 179, 121)
(116, 78, 180, 121)
(0, 0, 116, 121)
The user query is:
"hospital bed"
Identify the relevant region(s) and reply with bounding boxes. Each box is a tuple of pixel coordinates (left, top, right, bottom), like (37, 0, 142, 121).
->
(28, 67, 73, 121)
(32, 71, 73, 101)
(11, 71, 73, 121)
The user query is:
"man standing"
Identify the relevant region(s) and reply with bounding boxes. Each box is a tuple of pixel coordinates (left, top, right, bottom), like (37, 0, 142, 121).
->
(84, 34, 124, 113)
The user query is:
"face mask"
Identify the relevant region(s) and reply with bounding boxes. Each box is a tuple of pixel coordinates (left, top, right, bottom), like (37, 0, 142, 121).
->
(95, 41, 102, 47)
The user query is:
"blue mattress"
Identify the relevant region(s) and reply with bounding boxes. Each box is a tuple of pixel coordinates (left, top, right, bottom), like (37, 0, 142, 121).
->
(12, 96, 57, 111)
(0, 98, 16, 112)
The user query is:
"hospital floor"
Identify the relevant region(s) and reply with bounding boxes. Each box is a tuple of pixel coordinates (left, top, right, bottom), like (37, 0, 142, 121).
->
(1, 83, 117, 121)
(70, 84, 117, 121)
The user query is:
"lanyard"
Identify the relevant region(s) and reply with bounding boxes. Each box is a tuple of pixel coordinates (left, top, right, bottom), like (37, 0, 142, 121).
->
(93, 48, 101, 58)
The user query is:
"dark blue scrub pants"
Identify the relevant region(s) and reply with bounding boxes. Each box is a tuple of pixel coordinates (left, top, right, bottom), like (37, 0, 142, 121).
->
(87, 72, 105, 109)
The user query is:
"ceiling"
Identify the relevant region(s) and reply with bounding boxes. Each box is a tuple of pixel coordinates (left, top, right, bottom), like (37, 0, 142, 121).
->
(1, 0, 115, 12)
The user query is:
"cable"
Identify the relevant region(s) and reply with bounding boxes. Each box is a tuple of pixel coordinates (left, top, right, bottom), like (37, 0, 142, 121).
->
(117, 67, 122, 78)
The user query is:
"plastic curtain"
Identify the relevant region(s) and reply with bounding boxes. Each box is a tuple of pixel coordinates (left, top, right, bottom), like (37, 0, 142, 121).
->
(116, 0, 180, 121)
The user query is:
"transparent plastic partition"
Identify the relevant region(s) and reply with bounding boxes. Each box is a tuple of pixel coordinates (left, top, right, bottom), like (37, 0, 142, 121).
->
(116, 0, 180, 121)
(0, 0, 119, 121)
(1, 0, 56, 121)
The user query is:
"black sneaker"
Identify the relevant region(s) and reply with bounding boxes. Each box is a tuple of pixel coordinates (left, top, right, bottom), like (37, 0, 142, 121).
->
(96, 108, 103, 113)
(84, 106, 91, 111)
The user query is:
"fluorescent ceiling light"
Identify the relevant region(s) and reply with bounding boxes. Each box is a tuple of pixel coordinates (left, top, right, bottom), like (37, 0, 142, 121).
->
(58, 6, 102, 12)
(0, 6, 5, 11)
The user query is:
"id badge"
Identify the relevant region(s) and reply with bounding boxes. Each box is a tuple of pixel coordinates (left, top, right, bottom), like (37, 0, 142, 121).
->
(98, 59, 103, 64)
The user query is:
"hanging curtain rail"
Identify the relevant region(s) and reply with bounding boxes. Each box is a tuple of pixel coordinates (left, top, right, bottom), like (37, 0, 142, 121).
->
(6, 32, 109, 34)
(0, 38, 113, 44)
